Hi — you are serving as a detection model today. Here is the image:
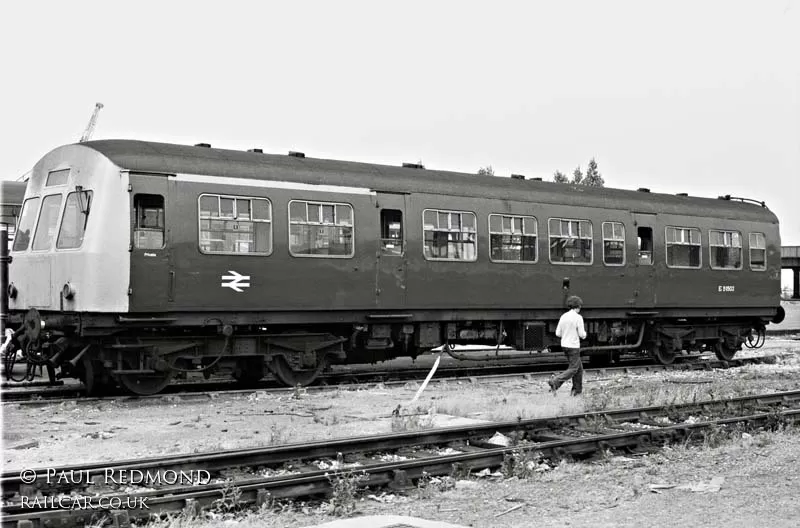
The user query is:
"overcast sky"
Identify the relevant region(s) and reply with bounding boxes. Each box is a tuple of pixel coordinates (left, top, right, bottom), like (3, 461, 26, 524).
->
(2, 2, 798, 269)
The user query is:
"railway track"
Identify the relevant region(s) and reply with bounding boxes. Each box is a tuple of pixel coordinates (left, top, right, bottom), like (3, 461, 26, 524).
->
(0, 354, 782, 405)
(3, 388, 799, 527)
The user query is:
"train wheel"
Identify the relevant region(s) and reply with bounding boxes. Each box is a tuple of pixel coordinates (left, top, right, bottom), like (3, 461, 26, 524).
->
(655, 346, 676, 365)
(714, 342, 737, 361)
(270, 356, 325, 387)
(118, 368, 174, 396)
(80, 358, 112, 396)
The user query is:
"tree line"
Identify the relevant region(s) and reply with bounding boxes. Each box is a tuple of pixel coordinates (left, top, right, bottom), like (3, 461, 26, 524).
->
(477, 158, 605, 187)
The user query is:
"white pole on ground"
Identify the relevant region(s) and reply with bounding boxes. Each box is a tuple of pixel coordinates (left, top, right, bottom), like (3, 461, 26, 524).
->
(409, 353, 442, 404)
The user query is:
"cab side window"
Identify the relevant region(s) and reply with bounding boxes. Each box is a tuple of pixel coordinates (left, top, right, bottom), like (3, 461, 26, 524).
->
(12, 197, 40, 252)
(57, 191, 93, 249)
(134, 194, 165, 249)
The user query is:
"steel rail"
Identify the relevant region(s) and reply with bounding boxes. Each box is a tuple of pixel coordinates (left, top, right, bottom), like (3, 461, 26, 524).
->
(4, 387, 800, 498)
(4, 406, 799, 528)
(0, 354, 782, 406)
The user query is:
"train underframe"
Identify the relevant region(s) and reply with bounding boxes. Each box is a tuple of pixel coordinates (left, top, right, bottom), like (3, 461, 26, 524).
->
(3, 308, 772, 396)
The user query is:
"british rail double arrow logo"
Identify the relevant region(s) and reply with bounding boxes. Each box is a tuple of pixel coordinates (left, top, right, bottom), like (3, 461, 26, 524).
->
(221, 270, 251, 292)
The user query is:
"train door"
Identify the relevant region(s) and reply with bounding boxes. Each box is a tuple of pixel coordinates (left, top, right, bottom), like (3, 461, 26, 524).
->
(633, 212, 656, 308)
(375, 192, 407, 308)
(128, 173, 174, 312)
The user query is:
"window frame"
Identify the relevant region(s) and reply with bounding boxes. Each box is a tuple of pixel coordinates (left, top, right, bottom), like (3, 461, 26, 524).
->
(133, 193, 166, 250)
(56, 190, 93, 251)
(45, 168, 70, 187)
(749, 232, 767, 272)
(11, 197, 41, 252)
(665, 226, 702, 269)
(380, 209, 405, 257)
(31, 193, 64, 252)
(547, 217, 594, 266)
(288, 199, 355, 259)
(708, 229, 743, 270)
(601, 221, 626, 267)
(422, 208, 478, 262)
(488, 213, 538, 264)
(198, 193, 273, 256)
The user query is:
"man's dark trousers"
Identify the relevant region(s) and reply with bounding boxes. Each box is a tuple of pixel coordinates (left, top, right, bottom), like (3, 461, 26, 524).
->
(553, 347, 583, 395)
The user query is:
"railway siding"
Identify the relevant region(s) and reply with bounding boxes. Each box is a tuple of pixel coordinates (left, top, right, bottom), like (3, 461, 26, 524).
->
(3, 392, 800, 527)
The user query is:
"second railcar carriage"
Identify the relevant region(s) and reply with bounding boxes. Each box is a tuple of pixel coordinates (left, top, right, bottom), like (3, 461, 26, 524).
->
(6, 140, 783, 394)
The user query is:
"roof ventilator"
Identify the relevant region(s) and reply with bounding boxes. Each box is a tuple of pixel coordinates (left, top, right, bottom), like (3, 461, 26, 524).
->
(194, 143, 211, 148)
(288, 151, 305, 158)
(402, 162, 425, 169)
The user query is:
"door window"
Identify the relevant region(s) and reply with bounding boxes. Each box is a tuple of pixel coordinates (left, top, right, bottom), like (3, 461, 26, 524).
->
(637, 227, 653, 265)
(380, 209, 403, 256)
(134, 194, 165, 249)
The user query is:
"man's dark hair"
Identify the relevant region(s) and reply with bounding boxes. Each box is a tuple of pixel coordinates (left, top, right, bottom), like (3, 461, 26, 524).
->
(567, 296, 583, 309)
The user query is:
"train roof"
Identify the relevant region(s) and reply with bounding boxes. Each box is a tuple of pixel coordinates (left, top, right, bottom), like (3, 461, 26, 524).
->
(74, 140, 775, 223)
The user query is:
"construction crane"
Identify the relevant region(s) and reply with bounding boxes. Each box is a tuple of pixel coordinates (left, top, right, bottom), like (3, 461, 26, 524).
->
(79, 102, 104, 143)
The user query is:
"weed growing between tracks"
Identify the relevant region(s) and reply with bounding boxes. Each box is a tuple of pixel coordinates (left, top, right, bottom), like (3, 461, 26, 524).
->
(501, 447, 552, 479)
(326, 469, 368, 516)
(417, 471, 456, 499)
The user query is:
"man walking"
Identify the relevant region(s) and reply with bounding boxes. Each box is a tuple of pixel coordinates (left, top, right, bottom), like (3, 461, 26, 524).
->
(549, 295, 587, 396)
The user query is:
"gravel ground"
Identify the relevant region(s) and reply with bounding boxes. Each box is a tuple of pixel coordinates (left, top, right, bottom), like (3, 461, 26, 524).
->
(2, 336, 800, 527)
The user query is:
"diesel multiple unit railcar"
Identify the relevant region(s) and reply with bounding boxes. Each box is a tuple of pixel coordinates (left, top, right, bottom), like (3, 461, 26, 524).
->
(5, 140, 784, 394)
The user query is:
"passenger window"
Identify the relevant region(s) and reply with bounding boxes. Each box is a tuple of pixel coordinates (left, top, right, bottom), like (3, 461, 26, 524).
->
(289, 200, 354, 257)
(422, 209, 477, 261)
(548, 218, 592, 264)
(134, 194, 165, 249)
(11, 197, 40, 252)
(637, 227, 653, 265)
(32, 194, 63, 251)
(489, 214, 537, 263)
(602, 221, 625, 266)
(749, 232, 766, 271)
(57, 191, 93, 249)
(709, 230, 742, 270)
(665, 226, 701, 268)
(199, 194, 272, 255)
(380, 209, 404, 256)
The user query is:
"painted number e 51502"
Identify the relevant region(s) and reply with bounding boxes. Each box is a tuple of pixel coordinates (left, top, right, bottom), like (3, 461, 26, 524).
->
(718, 285, 735, 292)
